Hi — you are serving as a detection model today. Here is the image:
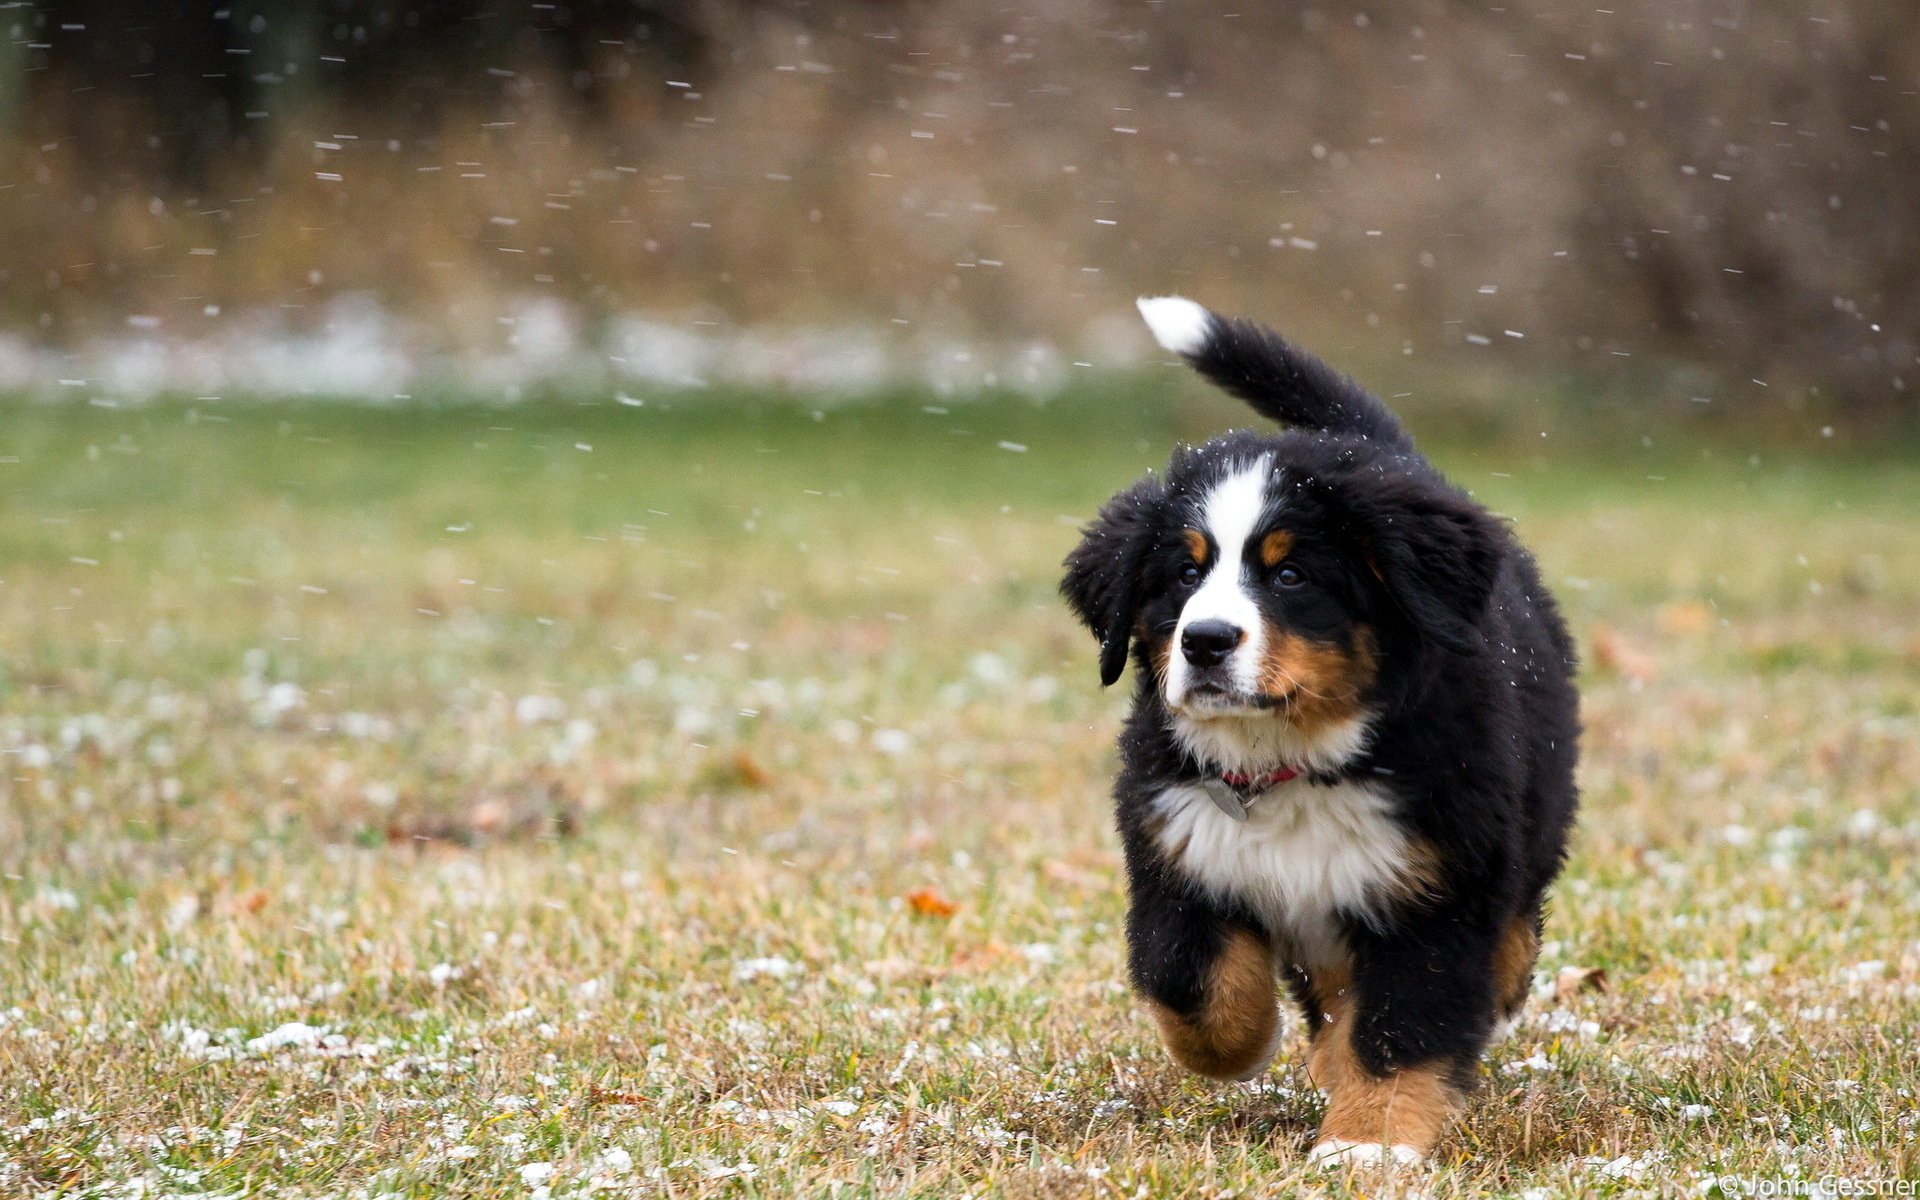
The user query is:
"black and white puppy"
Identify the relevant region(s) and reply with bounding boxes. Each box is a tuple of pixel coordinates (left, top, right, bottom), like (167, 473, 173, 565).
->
(1062, 298, 1579, 1166)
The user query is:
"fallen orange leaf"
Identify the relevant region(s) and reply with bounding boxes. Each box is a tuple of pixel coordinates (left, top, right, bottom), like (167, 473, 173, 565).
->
(730, 749, 772, 789)
(906, 888, 958, 918)
(1554, 965, 1608, 1001)
(1589, 624, 1656, 681)
(587, 1087, 651, 1106)
(950, 940, 1012, 971)
(1042, 858, 1095, 887)
(1657, 599, 1712, 636)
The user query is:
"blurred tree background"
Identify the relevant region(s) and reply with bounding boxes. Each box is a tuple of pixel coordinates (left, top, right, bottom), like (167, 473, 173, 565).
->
(0, 1, 1914, 426)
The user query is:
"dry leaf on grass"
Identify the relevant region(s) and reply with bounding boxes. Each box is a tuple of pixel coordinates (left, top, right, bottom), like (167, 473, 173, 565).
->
(729, 749, 773, 789)
(906, 888, 958, 918)
(1590, 624, 1656, 681)
(1042, 858, 1096, 888)
(587, 1088, 650, 1107)
(862, 956, 944, 982)
(950, 941, 1013, 971)
(1657, 599, 1713, 636)
(1555, 965, 1609, 1000)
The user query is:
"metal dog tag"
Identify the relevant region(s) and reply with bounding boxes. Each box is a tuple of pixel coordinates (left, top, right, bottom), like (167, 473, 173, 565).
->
(1202, 778, 1250, 822)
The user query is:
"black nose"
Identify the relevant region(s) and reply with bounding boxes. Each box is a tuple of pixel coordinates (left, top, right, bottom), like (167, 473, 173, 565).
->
(1181, 619, 1243, 668)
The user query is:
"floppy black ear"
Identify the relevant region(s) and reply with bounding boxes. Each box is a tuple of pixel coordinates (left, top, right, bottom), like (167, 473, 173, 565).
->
(1061, 476, 1166, 686)
(1338, 469, 1505, 656)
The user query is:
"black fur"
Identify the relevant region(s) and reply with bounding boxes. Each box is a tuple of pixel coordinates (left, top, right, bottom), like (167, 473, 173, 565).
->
(1181, 310, 1414, 451)
(1062, 301, 1580, 1151)
(1062, 475, 1168, 687)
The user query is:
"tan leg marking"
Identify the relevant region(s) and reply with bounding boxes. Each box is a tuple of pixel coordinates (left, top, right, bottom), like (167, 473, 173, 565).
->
(1306, 965, 1461, 1161)
(1492, 915, 1540, 1022)
(1303, 962, 1357, 1092)
(1146, 927, 1280, 1081)
(1315, 1054, 1459, 1161)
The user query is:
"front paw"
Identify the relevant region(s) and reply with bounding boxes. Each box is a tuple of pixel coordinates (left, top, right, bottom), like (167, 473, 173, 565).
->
(1308, 1139, 1428, 1168)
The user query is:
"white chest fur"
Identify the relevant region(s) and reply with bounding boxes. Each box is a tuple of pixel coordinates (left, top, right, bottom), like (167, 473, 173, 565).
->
(1150, 777, 1417, 968)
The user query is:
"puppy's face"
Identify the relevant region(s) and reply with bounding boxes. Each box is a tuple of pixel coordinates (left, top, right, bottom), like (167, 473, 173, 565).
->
(1139, 452, 1377, 739)
(1063, 435, 1504, 769)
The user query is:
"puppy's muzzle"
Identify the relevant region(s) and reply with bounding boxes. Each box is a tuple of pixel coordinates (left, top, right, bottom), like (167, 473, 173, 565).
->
(1181, 619, 1244, 669)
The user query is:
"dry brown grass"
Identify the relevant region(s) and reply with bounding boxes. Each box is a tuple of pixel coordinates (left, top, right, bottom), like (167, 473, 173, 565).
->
(0, 392, 1916, 1196)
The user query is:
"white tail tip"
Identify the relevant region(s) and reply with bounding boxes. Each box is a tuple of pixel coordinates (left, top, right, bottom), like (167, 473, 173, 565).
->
(1136, 295, 1212, 356)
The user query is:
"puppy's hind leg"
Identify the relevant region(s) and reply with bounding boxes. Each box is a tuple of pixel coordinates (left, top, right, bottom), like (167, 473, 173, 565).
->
(1488, 912, 1541, 1042)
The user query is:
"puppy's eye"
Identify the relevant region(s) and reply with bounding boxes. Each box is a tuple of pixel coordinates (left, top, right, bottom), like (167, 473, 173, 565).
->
(1178, 562, 1203, 587)
(1275, 564, 1307, 589)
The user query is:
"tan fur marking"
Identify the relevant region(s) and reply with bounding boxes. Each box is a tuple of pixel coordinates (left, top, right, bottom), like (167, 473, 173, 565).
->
(1259, 529, 1294, 568)
(1316, 1059, 1459, 1156)
(1382, 837, 1446, 907)
(1148, 928, 1279, 1080)
(1258, 624, 1379, 737)
(1303, 962, 1357, 1091)
(1305, 963, 1460, 1155)
(1362, 551, 1386, 586)
(1147, 624, 1174, 687)
(1492, 915, 1540, 1021)
(1182, 527, 1210, 566)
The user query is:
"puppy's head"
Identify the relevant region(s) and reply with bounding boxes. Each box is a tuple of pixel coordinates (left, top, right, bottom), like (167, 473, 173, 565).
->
(1063, 436, 1504, 763)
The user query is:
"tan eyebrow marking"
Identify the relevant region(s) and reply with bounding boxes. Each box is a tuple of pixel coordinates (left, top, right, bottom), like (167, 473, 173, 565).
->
(1259, 529, 1294, 568)
(1182, 528, 1209, 565)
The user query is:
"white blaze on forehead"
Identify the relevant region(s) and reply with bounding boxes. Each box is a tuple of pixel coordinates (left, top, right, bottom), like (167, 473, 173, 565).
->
(1136, 295, 1213, 356)
(1165, 457, 1272, 708)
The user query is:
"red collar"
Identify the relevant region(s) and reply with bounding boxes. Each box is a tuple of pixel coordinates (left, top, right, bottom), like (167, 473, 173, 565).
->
(1220, 765, 1300, 791)
(1202, 764, 1302, 822)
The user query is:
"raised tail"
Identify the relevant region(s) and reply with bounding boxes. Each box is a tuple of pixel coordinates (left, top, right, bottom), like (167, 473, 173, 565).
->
(1136, 296, 1411, 450)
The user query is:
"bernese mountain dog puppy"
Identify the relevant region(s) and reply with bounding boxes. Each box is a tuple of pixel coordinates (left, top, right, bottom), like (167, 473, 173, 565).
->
(1062, 298, 1579, 1167)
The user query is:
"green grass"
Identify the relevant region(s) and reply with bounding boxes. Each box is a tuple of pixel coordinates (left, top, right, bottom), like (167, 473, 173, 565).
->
(1, 387, 1917, 1197)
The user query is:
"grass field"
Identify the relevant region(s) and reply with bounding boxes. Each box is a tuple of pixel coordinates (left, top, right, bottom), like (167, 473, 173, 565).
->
(2, 386, 1918, 1197)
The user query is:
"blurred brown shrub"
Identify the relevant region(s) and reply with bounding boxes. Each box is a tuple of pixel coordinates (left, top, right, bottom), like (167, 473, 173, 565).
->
(0, 1, 1914, 420)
